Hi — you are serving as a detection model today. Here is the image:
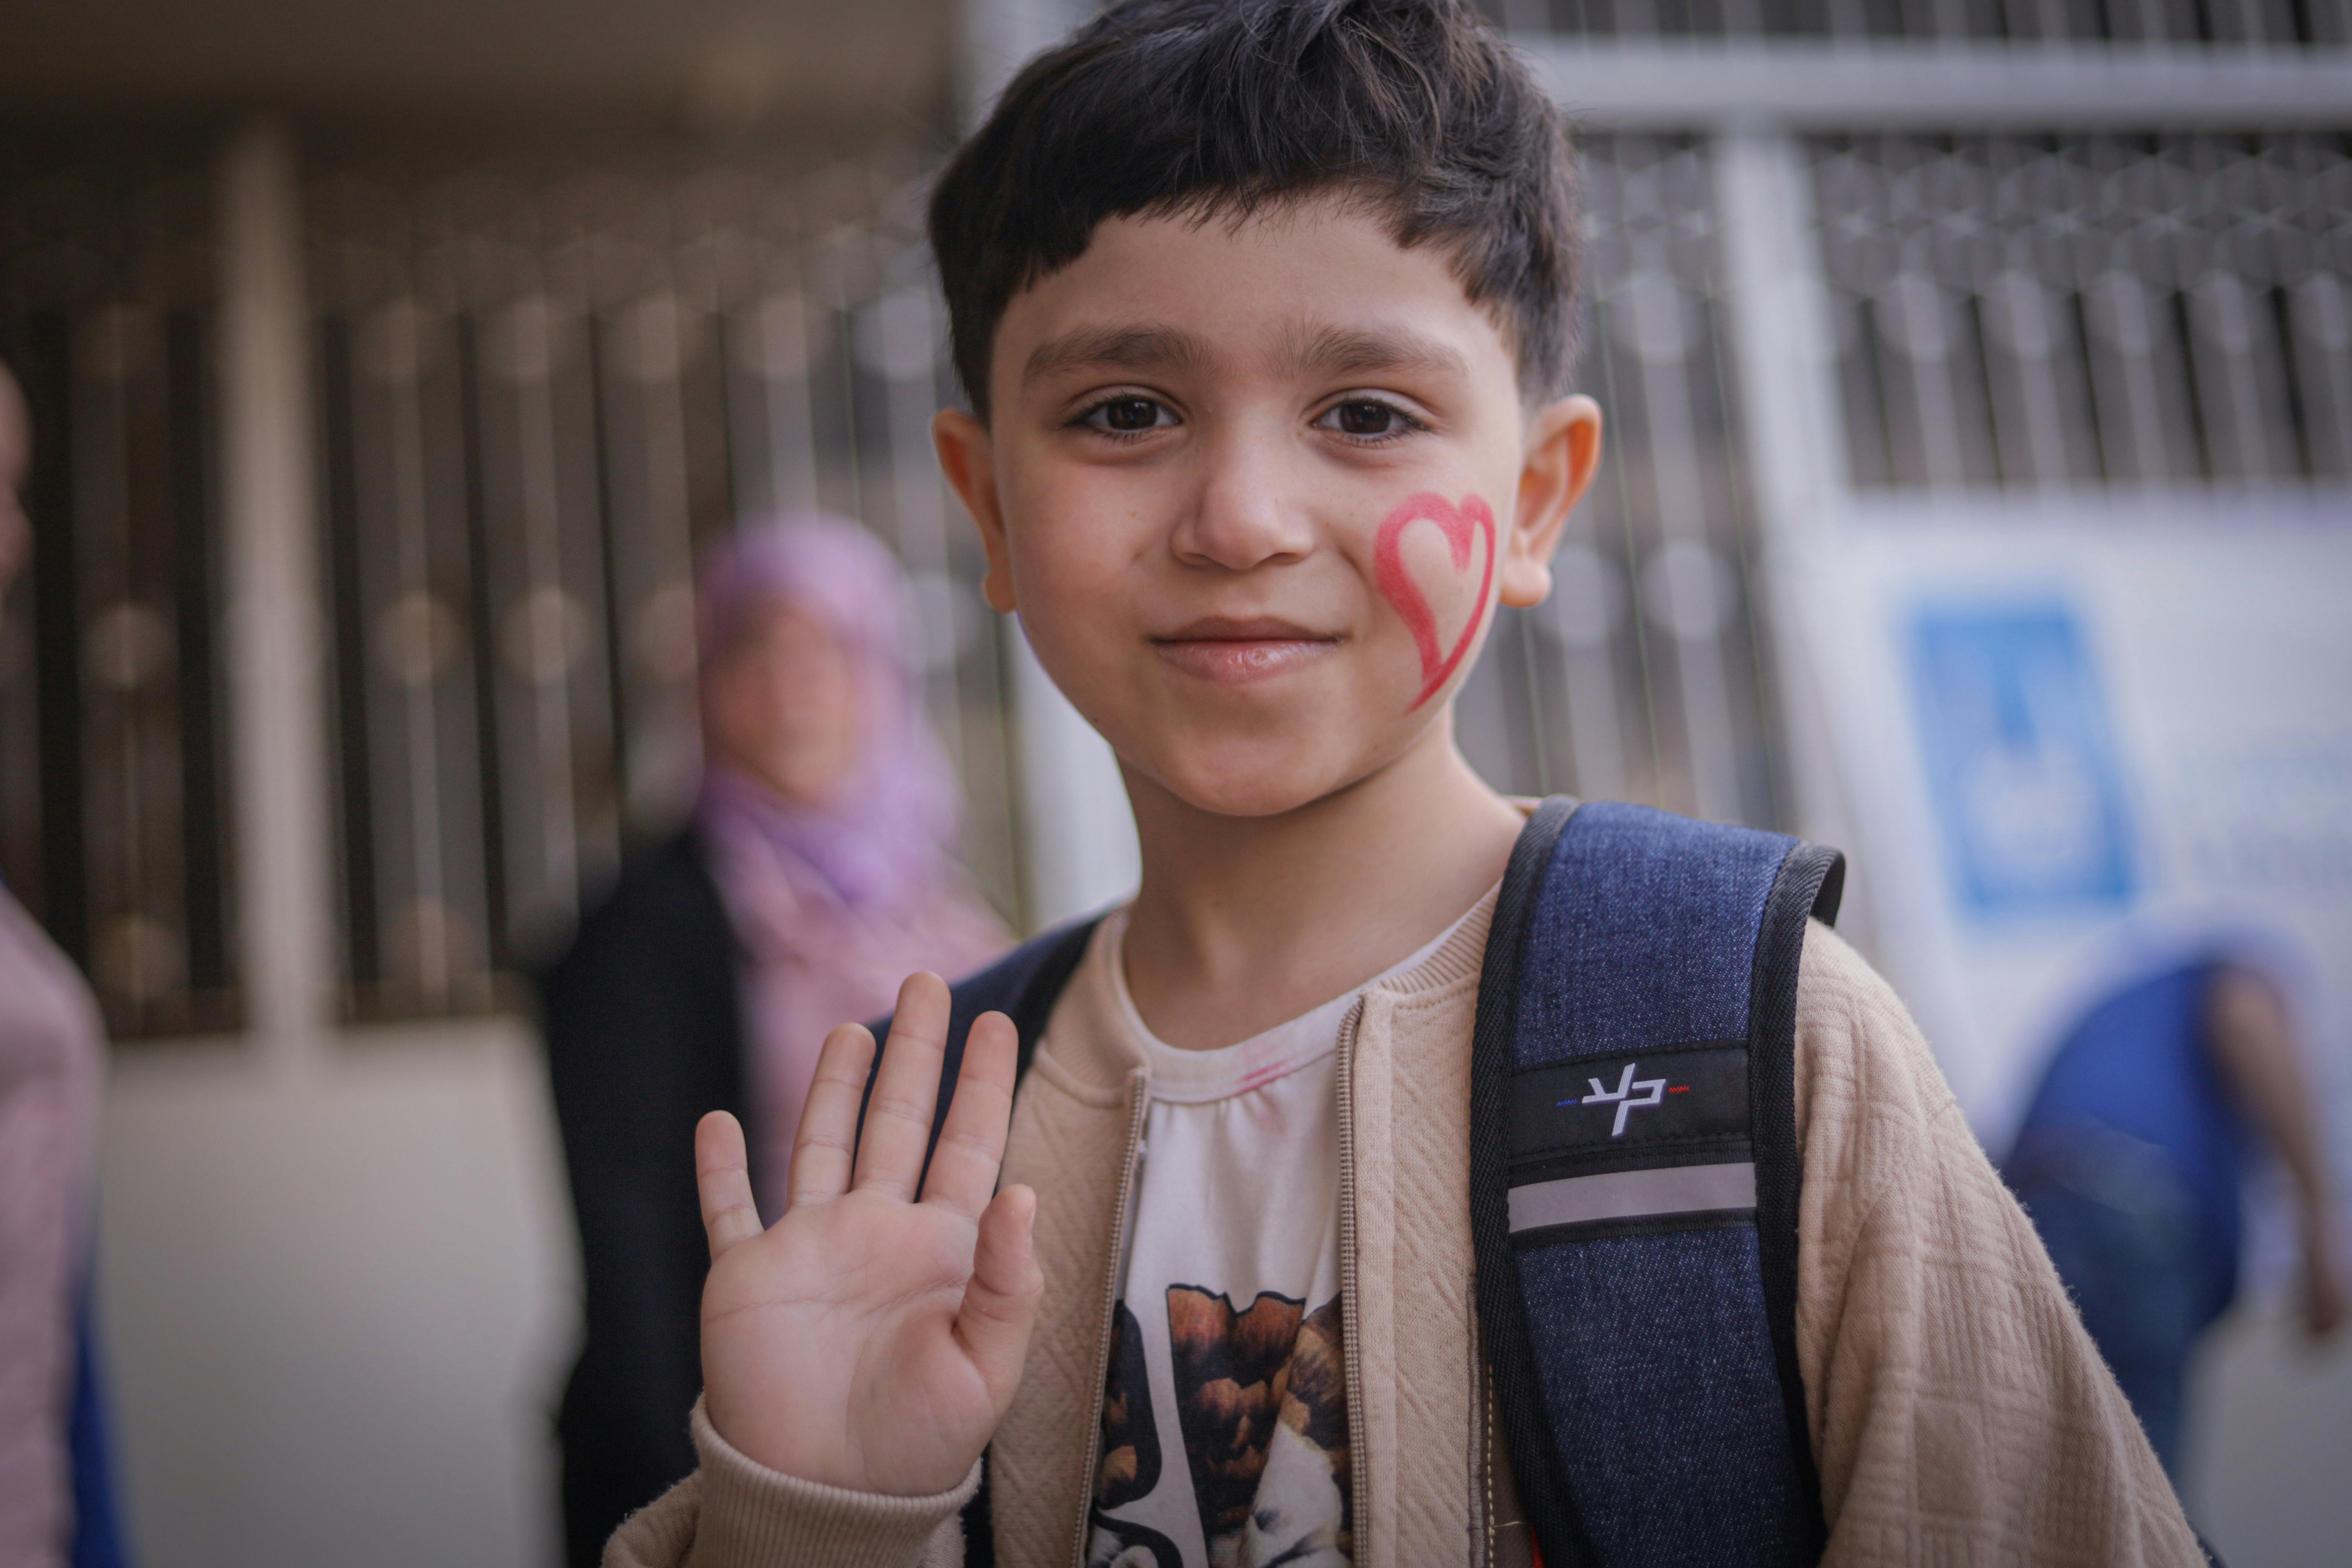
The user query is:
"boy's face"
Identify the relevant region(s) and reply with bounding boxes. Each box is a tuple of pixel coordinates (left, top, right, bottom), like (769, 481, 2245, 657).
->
(936, 195, 1600, 819)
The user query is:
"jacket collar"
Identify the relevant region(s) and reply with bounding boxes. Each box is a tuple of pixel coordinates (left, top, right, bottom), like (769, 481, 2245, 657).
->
(1033, 874, 1501, 1090)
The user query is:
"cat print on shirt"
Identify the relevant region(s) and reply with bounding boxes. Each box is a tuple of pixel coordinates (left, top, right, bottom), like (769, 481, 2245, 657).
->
(1093, 1302, 1184, 1568)
(1090, 1287, 1352, 1568)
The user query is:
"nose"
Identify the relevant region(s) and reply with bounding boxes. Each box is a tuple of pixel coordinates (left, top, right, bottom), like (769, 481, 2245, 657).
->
(1167, 421, 1314, 573)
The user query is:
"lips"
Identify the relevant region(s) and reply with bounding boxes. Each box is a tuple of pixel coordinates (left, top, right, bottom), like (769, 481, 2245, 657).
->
(1150, 616, 1339, 686)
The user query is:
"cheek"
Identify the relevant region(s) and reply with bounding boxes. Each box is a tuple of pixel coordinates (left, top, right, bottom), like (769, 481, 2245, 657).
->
(776, 660, 857, 736)
(703, 672, 764, 755)
(1008, 481, 1141, 637)
(818, 669, 868, 750)
(1370, 491, 1497, 710)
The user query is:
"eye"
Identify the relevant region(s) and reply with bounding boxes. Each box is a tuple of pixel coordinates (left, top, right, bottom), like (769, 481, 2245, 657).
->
(1081, 395, 1176, 436)
(1316, 398, 1422, 442)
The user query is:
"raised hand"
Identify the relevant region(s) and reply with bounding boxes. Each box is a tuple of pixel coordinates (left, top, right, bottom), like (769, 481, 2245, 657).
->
(694, 971, 1043, 1496)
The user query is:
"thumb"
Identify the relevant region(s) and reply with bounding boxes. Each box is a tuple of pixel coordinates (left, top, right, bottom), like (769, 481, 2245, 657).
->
(956, 1184, 1043, 1404)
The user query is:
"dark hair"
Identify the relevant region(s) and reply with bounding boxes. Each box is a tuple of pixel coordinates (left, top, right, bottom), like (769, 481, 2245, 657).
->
(928, 0, 1581, 420)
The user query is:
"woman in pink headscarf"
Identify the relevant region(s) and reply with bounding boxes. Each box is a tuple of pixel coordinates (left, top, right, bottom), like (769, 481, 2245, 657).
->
(541, 517, 1006, 1567)
(691, 519, 1009, 1207)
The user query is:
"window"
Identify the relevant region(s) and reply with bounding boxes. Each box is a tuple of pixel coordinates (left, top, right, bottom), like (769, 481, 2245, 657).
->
(305, 142, 1021, 1020)
(0, 132, 239, 1037)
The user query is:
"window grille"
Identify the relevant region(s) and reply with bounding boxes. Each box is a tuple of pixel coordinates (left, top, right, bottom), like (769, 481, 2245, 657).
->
(306, 144, 1022, 1021)
(1502, 0, 2350, 44)
(1813, 130, 2352, 491)
(0, 135, 240, 1038)
(1460, 135, 1787, 832)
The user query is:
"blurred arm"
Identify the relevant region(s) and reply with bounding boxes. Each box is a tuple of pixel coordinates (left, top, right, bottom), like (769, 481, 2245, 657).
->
(2205, 965, 2347, 1338)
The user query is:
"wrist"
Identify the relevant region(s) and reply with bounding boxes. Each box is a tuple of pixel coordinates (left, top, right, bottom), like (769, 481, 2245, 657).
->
(703, 1386, 972, 1498)
(688, 1399, 982, 1563)
(703, 1388, 858, 1493)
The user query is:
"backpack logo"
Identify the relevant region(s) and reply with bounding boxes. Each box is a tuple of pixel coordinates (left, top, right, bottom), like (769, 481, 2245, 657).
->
(1559, 1061, 1691, 1137)
(1510, 1045, 1743, 1160)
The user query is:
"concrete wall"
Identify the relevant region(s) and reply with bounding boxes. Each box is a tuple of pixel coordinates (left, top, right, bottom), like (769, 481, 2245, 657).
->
(2189, 1304, 2352, 1565)
(96, 1021, 575, 1568)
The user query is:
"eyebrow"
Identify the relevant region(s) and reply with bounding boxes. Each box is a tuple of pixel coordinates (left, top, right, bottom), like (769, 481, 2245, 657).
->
(1281, 323, 1471, 383)
(1020, 319, 1475, 392)
(1021, 325, 1215, 386)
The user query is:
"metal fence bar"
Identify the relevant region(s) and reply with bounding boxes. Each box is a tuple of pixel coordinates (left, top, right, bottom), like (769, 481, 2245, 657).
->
(1810, 131, 2352, 496)
(1525, 40, 2352, 127)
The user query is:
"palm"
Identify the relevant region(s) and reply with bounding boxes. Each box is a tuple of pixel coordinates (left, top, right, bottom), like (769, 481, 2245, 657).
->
(695, 975, 1041, 1496)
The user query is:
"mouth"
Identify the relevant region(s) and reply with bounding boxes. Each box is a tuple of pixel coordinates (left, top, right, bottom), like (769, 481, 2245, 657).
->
(1149, 616, 1341, 686)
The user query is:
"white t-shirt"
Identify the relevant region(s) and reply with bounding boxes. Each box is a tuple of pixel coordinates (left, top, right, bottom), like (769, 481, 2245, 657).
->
(1084, 907, 1473, 1568)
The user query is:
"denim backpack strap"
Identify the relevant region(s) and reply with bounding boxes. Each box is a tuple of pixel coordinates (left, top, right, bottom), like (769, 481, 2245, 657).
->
(1470, 798, 1844, 1568)
(862, 916, 1103, 1568)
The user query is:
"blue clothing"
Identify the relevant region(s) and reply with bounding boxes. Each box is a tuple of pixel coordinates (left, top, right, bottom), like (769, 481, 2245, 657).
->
(2003, 960, 2254, 1480)
(2007, 962, 2250, 1323)
(2012, 1148, 2207, 1476)
(0, 868, 131, 1565)
(69, 1277, 132, 1568)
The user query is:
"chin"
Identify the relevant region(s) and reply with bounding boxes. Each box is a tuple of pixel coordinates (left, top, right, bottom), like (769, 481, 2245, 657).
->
(1125, 724, 1376, 821)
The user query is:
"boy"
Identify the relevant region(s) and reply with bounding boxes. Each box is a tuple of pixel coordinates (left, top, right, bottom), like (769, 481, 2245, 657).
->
(609, 0, 2203, 1562)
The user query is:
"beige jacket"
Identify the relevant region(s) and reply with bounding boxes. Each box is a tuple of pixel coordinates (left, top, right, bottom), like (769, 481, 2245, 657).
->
(611, 905, 2202, 1568)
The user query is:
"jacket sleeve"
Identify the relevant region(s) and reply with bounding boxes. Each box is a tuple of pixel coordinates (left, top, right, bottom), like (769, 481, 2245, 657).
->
(603, 1400, 974, 1568)
(1790, 920, 2207, 1566)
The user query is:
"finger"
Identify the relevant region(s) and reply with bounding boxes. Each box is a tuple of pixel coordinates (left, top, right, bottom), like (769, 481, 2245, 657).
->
(786, 1023, 878, 1211)
(919, 1010, 1020, 1221)
(955, 1184, 1044, 1406)
(695, 1111, 763, 1263)
(852, 971, 952, 1201)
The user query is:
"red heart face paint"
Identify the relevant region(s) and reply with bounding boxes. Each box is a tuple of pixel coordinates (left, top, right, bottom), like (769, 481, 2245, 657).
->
(1374, 492, 1496, 711)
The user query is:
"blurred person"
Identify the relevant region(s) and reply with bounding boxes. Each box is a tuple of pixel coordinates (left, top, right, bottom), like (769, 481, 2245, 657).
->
(0, 361, 132, 1568)
(540, 515, 1008, 1565)
(2004, 946, 2348, 1482)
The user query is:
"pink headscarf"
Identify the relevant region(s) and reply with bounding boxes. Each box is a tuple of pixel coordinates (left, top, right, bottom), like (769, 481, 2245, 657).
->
(693, 517, 1008, 1216)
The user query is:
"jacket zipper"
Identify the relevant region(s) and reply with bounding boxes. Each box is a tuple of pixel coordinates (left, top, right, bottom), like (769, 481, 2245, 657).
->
(1483, 1366, 1499, 1566)
(1335, 996, 1372, 1566)
(1067, 1073, 1152, 1568)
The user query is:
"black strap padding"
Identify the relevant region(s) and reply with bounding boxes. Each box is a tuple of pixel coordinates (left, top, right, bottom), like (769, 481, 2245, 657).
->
(1808, 847, 1846, 928)
(862, 915, 1100, 1568)
(859, 914, 1105, 1181)
(1746, 840, 1844, 1560)
(1467, 796, 1595, 1568)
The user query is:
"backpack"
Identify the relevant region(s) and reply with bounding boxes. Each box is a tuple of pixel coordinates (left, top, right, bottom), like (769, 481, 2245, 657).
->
(872, 796, 1842, 1568)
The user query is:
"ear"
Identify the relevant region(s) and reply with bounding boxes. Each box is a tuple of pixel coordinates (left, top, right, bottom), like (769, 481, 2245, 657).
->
(934, 407, 1017, 614)
(1497, 394, 1602, 610)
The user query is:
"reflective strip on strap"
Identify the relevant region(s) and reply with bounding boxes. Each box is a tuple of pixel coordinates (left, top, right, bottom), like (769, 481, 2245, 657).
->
(1507, 1161, 1757, 1233)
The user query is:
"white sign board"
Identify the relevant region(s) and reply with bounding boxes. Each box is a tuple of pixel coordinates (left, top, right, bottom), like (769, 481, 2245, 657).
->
(1790, 493, 2352, 1168)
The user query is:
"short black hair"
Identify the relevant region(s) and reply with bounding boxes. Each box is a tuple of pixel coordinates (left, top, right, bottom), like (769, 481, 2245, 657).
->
(929, 0, 1581, 420)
